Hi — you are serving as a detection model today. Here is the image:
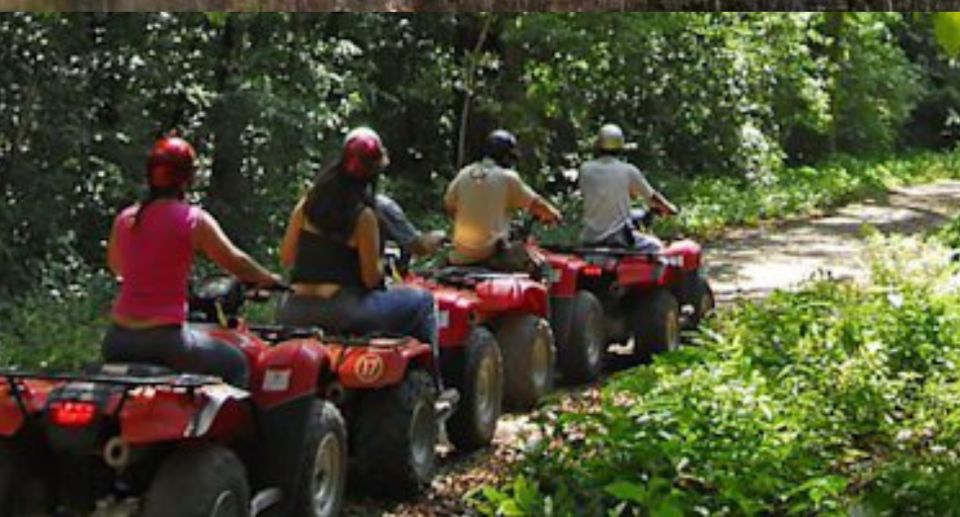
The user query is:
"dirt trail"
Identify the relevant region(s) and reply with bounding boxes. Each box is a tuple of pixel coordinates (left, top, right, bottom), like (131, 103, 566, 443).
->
(346, 180, 960, 517)
(708, 180, 960, 302)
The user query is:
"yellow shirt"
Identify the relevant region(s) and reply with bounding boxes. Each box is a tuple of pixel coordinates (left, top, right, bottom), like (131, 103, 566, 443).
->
(444, 158, 536, 263)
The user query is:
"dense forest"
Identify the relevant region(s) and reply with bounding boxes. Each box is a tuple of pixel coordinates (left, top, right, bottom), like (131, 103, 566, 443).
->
(5, 1, 960, 12)
(0, 12, 958, 342)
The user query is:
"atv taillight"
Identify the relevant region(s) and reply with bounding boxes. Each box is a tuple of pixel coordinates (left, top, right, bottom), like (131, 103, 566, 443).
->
(49, 401, 97, 427)
(583, 265, 603, 277)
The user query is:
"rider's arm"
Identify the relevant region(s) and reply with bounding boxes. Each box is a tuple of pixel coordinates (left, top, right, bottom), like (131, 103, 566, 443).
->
(629, 167, 678, 216)
(354, 207, 384, 290)
(194, 211, 278, 286)
(509, 173, 562, 224)
(649, 192, 679, 216)
(529, 195, 562, 224)
(377, 194, 444, 257)
(279, 199, 305, 269)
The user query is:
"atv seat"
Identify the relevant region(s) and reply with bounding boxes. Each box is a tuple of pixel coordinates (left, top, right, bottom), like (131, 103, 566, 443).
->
(85, 363, 178, 378)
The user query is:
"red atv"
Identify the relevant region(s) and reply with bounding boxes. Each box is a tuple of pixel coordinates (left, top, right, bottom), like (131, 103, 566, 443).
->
(401, 263, 554, 450)
(536, 209, 714, 382)
(0, 278, 347, 517)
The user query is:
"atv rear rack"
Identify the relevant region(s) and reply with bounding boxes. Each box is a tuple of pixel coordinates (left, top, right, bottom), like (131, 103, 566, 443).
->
(539, 243, 662, 260)
(0, 370, 222, 388)
(0, 369, 229, 426)
(246, 324, 415, 348)
(413, 267, 530, 288)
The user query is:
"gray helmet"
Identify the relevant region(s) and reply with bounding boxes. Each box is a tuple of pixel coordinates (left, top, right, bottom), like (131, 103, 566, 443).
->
(597, 124, 626, 152)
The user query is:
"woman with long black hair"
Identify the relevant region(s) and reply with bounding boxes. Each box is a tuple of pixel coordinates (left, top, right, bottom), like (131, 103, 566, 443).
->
(277, 127, 437, 349)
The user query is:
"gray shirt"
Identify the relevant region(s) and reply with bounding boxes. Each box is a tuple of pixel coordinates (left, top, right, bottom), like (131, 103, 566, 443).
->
(376, 194, 420, 253)
(578, 156, 655, 243)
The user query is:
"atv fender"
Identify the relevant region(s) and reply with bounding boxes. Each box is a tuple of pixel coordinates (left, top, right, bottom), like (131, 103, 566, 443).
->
(663, 239, 703, 271)
(476, 278, 549, 318)
(253, 340, 331, 410)
(617, 256, 665, 286)
(330, 340, 433, 390)
(434, 289, 481, 348)
(543, 254, 587, 298)
(0, 379, 51, 437)
(120, 384, 252, 445)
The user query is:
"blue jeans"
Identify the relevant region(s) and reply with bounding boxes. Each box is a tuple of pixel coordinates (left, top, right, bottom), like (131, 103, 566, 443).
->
(102, 325, 250, 388)
(277, 286, 438, 349)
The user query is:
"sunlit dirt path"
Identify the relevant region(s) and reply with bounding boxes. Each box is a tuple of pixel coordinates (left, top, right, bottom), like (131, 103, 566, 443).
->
(346, 180, 960, 517)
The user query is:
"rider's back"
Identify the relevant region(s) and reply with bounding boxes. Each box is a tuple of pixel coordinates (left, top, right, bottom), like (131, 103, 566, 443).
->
(112, 200, 200, 324)
(579, 156, 653, 244)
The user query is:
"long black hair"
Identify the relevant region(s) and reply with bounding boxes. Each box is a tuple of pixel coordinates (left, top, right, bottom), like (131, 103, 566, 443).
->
(133, 185, 184, 228)
(302, 160, 376, 242)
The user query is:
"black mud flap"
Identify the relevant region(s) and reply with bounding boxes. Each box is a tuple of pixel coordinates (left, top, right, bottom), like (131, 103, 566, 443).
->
(253, 397, 313, 494)
(549, 296, 575, 354)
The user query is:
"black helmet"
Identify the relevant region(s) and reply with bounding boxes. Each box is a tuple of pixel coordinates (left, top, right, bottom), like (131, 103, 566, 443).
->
(484, 129, 519, 167)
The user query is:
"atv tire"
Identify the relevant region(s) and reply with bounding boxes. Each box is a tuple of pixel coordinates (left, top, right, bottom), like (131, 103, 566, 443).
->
(495, 315, 555, 411)
(446, 327, 503, 452)
(557, 290, 605, 384)
(352, 369, 438, 499)
(633, 289, 681, 364)
(684, 276, 715, 330)
(142, 445, 249, 517)
(281, 400, 348, 517)
(0, 440, 21, 515)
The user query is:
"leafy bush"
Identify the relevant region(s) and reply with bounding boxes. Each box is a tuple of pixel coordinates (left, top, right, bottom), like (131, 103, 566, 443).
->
(475, 236, 960, 516)
(0, 262, 115, 370)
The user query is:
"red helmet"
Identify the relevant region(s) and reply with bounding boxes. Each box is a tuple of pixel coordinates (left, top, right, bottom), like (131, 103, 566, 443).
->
(341, 127, 388, 181)
(147, 135, 197, 189)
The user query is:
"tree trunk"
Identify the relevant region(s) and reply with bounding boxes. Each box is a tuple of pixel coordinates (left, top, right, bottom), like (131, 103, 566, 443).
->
(206, 15, 255, 249)
(457, 14, 493, 169)
(824, 11, 845, 154)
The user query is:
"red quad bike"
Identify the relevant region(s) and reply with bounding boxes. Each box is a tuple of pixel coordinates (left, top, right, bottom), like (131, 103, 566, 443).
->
(392, 253, 553, 450)
(535, 208, 714, 382)
(197, 279, 457, 502)
(0, 277, 349, 517)
(0, 276, 452, 515)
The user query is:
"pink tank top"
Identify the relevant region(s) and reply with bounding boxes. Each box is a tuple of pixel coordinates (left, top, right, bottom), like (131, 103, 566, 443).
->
(112, 200, 202, 325)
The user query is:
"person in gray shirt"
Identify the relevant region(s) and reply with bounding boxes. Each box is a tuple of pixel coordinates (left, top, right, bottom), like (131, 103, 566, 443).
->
(376, 193, 446, 257)
(578, 124, 678, 251)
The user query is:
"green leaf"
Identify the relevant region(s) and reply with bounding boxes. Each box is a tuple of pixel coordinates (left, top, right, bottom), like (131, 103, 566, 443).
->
(934, 12, 960, 57)
(605, 480, 648, 504)
(206, 12, 228, 28)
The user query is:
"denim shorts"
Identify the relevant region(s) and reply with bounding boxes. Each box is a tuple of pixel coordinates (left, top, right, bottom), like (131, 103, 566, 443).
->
(276, 286, 438, 347)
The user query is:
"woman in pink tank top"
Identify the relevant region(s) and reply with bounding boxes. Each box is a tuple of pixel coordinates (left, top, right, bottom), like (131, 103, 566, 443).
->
(102, 134, 280, 387)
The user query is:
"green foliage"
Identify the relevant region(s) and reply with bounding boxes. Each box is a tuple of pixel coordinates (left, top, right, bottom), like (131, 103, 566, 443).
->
(475, 237, 960, 516)
(832, 14, 928, 155)
(934, 12, 960, 58)
(0, 262, 114, 370)
(0, 12, 955, 301)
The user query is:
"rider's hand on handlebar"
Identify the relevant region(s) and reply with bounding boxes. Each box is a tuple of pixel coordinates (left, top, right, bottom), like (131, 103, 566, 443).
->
(255, 273, 286, 290)
(422, 230, 448, 255)
(540, 205, 563, 226)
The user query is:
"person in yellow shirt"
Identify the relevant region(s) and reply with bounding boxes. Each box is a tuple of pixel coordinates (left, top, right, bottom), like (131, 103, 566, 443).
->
(444, 129, 561, 272)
